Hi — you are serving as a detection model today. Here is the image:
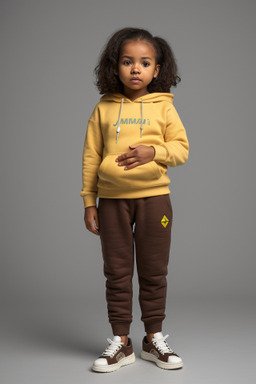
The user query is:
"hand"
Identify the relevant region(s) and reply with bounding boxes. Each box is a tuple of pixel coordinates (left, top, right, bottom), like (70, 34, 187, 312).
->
(84, 206, 99, 235)
(115, 145, 155, 170)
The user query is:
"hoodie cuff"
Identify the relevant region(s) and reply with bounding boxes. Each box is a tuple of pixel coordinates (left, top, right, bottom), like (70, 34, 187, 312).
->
(82, 194, 97, 208)
(152, 145, 168, 163)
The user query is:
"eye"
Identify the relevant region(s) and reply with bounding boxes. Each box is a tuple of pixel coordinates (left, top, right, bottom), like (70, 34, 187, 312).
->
(142, 61, 150, 67)
(123, 60, 131, 66)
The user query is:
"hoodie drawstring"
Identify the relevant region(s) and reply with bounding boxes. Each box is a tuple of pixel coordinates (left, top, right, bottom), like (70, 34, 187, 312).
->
(116, 98, 123, 144)
(116, 98, 144, 143)
(140, 98, 143, 137)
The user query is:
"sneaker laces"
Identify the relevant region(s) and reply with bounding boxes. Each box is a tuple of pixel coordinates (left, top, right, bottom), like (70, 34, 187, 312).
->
(152, 334, 174, 355)
(101, 338, 123, 358)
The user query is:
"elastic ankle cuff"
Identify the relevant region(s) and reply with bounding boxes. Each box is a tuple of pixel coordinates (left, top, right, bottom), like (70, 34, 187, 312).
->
(112, 323, 130, 336)
(144, 322, 162, 334)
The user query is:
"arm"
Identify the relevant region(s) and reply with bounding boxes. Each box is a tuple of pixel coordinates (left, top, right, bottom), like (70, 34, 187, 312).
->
(80, 108, 103, 209)
(152, 105, 189, 167)
(115, 104, 189, 169)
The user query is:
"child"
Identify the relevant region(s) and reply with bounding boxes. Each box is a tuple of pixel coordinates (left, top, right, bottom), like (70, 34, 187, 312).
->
(81, 27, 189, 373)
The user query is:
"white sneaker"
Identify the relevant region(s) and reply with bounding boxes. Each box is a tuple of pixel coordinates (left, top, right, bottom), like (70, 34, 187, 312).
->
(141, 332, 183, 369)
(92, 336, 135, 373)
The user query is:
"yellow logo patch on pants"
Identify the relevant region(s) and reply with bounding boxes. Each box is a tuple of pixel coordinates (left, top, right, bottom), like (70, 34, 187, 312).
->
(161, 215, 169, 228)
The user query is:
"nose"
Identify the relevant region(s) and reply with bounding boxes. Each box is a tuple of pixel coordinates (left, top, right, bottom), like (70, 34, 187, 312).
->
(131, 63, 140, 74)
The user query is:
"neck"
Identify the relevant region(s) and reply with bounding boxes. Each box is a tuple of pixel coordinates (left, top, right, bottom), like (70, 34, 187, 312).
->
(122, 88, 149, 101)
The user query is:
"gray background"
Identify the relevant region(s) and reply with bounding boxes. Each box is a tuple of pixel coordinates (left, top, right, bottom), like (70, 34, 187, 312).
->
(1, 0, 256, 383)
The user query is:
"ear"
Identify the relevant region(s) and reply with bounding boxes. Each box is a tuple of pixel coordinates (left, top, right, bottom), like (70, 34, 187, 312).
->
(114, 67, 119, 76)
(153, 64, 160, 78)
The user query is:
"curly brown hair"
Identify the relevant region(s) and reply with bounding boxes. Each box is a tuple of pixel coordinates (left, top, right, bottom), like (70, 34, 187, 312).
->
(94, 27, 181, 94)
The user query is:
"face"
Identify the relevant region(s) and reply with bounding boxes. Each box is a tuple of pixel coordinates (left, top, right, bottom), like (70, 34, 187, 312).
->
(116, 39, 160, 101)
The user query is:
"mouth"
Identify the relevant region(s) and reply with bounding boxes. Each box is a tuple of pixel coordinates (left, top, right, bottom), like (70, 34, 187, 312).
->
(130, 78, 142, 83)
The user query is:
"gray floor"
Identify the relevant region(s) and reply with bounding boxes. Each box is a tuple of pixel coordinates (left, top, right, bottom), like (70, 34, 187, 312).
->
(1, 297, 255, 384)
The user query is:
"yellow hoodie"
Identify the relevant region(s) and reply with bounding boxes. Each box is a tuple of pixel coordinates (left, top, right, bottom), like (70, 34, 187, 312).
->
(80, 92, 189, 208)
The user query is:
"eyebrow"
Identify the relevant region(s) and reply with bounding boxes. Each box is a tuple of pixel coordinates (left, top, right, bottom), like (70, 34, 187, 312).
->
(121, 55, 153, 61)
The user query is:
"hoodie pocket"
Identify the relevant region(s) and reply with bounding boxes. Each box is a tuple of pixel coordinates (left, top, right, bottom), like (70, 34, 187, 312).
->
(98, 154, 163, 189)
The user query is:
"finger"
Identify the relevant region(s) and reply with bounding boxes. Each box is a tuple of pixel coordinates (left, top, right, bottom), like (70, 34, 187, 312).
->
(94, 213, 99, 231)
(92, 228, 100, 235)
(117, 157, 136, 166)
(88, 224, 100, 235)
(115, 150, 134, 162)
(86, 219, 99, 235)
(115, 153, 128, 162)
(124, 161, 140, 170)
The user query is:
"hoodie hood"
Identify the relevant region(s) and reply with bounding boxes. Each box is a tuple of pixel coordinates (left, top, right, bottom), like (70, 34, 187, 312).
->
(100, 93, 174, 143)
(100, 92, 174, 104)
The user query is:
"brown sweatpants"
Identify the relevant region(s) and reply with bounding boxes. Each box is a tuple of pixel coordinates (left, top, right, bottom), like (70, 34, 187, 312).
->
(98, 194, 173, 336)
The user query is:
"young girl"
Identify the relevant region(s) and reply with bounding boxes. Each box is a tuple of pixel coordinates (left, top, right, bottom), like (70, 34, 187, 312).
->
(81, 27, 189, 373)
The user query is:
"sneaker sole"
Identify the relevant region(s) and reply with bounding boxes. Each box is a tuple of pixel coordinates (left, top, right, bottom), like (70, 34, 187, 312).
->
(92, 353, 136, 373)
(140, 350, 183, 370)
